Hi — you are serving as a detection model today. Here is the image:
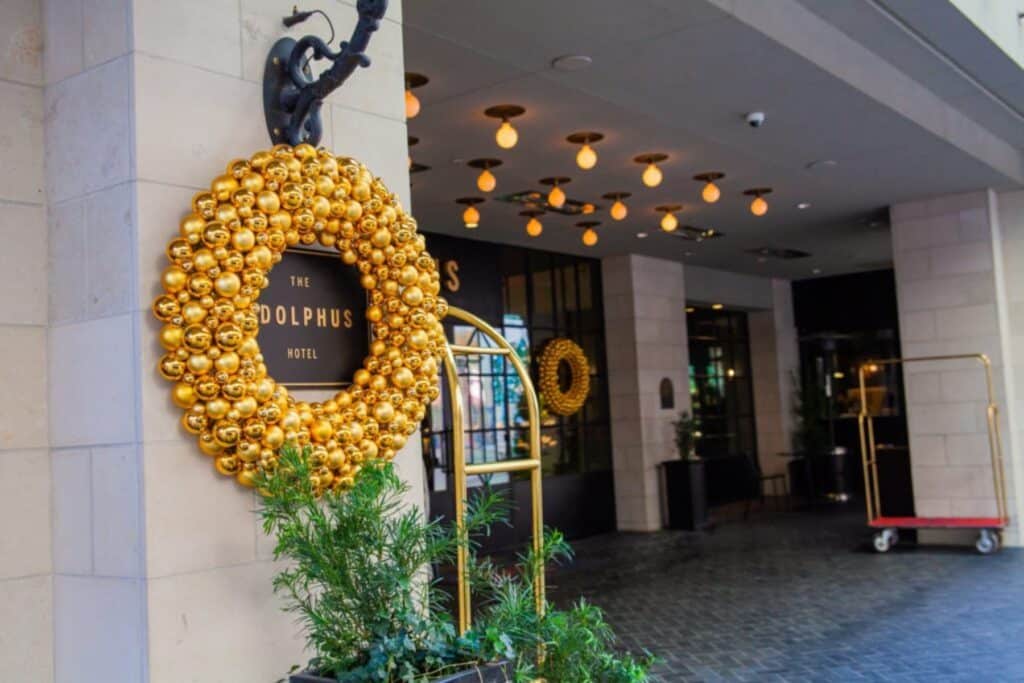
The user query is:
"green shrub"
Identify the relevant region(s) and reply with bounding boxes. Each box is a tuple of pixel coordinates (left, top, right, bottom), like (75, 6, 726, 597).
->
(258, 445, 653, 682)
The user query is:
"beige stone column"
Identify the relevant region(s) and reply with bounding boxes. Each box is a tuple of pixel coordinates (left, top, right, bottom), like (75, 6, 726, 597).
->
(42, 0, 416, 680)
(891, 190, 1023, 545)
(749, 279, 799, 478)
(602, 254, 690, 531)
(0, 0, 50, 679)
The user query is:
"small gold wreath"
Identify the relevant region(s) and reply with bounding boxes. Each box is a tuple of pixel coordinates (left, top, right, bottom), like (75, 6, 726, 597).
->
(537, 338, 590, 416)
(152, 144, 446, 491)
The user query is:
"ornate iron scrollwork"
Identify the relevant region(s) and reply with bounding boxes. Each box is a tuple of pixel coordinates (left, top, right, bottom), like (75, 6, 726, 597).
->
(263, 0, 388, 146)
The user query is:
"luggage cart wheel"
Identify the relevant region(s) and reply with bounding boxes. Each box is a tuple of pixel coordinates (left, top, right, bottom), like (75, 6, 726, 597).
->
(873, 529, 896, 553)
(976, 529, 998, 555)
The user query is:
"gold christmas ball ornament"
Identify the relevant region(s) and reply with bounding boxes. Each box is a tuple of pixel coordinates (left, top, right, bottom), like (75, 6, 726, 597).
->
(537, 337, 591, 417)
(153, 146, 447, 492)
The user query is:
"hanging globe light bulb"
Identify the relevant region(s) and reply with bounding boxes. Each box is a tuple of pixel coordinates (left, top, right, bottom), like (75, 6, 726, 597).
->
(702, 181, 721, 203)
(540, 177, 570, 210)
(635, 153, 667, 188)
(743, 188, 772, 217)
(603, 192, 631, 221)
(578, 221, 600, 246)
(468, 158, 502, 194)
(581, 202, 596, 215)
(477, 168, 496, 192)
(496, 120, 518, 149)
(404, 73, 428, 120)
(405, 89, 420, 119)
(576, 143, 597, 170)
(485, 105, 525, 151)
(642, 163, 662, 188)
(549, 185, 566, 208)
(568, 132, 603, 171)
(522, 211, 544, 237)
(694, 173, 724, 204)
(656, 204, 682, 233)
(456, 198, 484, 229)
(751, 196, 768, 216)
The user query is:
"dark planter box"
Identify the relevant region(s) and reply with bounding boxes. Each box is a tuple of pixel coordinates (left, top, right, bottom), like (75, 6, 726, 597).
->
(660, 459, 708, 531)
(290, 661, 512, 683)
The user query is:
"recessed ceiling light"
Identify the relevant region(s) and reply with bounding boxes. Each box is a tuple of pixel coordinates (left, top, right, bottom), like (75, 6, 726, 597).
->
(636, 231, 648, 239)
(711, 303, 724, 310)
(796, 202, 811, 210)
(812, 268, 822, 274)
(685, 307, 695, 313)
(806, 159, 838, 170)
(551, 55, 593, 71)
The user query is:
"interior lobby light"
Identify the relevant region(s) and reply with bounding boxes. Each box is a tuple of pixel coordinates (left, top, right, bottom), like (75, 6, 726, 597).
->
(404, 72, 428, 120)
(455, 197, 484, 229)
(655, 204, 682, 232)
(521, 210, 544, 237)
(468, 158, 502, 193)
(744, 188, 772, 216)
(578, 221, 600, 246)
(484, 104, 526, 150)
(539, 176, 571, 209)
(634, 153, 668, 188)
(711, 303, 724, 310)
(567, 131, 603, 170)
(603, 192, 631, 221)
(694, 172, 725, 204)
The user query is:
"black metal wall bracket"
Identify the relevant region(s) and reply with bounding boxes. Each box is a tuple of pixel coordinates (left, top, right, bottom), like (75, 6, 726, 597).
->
(263, 0, 388, 146)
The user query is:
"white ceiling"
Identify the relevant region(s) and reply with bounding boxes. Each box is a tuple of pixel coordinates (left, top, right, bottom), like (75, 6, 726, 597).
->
(401, 0, 1024, 279)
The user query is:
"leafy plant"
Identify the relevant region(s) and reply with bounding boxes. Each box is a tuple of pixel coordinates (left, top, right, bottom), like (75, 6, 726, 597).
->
(469, 530, 655, 682)
(671, 411, 699, 460)
(791, 371, 831, 455)
(258, 445, 653, 682)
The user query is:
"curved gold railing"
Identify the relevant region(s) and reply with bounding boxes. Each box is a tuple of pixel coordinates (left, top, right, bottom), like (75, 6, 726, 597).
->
(442, 306, 544, 635)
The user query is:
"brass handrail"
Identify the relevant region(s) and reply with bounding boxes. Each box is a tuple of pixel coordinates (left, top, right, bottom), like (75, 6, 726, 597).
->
(442, 305, 544, 635)
(857, 354, 1008, 524)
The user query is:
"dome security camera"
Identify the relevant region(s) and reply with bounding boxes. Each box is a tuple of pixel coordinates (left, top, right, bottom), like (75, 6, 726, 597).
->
(745, 111, 766, 128)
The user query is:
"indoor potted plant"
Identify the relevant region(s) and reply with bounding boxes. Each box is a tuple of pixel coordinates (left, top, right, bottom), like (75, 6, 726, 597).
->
(260, 446, 653, 682)
(660, 411, 708, 530)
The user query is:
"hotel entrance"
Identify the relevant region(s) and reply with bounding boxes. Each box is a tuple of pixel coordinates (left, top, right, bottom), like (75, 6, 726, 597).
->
(421, 234, 615, 548)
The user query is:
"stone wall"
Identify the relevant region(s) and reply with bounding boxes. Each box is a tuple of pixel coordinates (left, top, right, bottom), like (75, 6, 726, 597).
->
(603, 254, 691, 531)
(41, 0, 414, 680)
(0, 0, 49, 680)
(891, 190, 1021, 545)
(749, 280, 799, 478)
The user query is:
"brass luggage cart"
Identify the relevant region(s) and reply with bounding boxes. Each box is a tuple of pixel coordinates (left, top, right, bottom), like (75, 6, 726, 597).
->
(441, 306, 545, 634)
(858, 354, 1009, 554)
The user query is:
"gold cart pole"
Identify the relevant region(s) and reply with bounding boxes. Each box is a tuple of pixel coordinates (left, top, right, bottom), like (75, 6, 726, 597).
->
(857, 366, 875, 523)
(442, 305, 545, 635)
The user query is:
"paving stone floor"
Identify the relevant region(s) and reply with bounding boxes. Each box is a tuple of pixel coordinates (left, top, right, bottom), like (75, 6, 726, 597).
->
(548, 506, 1024, 682)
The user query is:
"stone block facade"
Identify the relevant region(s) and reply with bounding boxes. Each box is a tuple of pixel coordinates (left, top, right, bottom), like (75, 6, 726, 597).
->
(891, 190, 1023, 544)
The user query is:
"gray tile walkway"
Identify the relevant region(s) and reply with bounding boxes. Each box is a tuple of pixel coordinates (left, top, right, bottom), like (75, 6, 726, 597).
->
(549, 507, 1024, 682)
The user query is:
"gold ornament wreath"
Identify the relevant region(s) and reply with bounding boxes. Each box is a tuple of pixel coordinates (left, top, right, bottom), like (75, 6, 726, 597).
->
(152, 143, 446, 491)
(537, 338, 590, 416)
